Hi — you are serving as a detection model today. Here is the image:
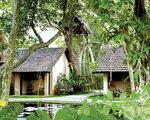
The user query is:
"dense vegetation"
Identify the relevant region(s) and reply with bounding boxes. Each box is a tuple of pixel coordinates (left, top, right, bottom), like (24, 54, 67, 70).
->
(26, 83, 150, 120)
(0, 103, 23, 120)
(54, 73, 103, 95)
(0, 0, 150, 119)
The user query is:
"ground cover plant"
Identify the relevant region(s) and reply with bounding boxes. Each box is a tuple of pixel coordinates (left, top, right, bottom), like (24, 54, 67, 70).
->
(0, 103, 23, 120)
(0, 0, 150, 120)
(54, 83, 150, 120)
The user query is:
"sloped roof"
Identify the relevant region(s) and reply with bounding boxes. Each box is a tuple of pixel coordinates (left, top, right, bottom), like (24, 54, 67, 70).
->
(2, 48, 28, 64)
(96, 45, 128, 72)
(12, 48, 65, 72)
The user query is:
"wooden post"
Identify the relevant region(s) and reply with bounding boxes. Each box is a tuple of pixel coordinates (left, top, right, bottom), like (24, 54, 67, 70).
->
(50, 70, 54, 95)
(50, 72, 54, 95)
(14, 73, 20, 95)
(44, 73, 49, 96)
(103, 73, 108, 94)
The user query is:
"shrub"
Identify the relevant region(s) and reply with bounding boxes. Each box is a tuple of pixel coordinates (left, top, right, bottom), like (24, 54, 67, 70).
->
(54, 74, 74, 95)
(54, 73, 103, 95)
(0, 103, 23, 120)
(54, 103, 117, 120)
(55, 84, 150, 120)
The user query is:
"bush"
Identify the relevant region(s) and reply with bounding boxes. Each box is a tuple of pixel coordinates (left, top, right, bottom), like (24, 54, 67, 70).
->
(54, 73, 103, 95)
(54, 74, 74, 95)
(0, 103, 23, 120)
(55, 84, 150, 120)
(55, 103, 117, 120)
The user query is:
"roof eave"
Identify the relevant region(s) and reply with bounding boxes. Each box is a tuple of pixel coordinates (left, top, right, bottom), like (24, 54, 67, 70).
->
(12, 71, 51, 73)
(93, 70, 129, 73)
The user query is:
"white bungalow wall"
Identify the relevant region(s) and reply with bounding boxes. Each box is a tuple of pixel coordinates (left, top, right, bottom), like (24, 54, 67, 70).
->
(50, 53, 69, 95)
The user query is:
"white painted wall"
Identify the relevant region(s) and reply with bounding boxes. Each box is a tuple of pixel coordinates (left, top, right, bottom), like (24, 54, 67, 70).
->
(50, 53, 69, 94)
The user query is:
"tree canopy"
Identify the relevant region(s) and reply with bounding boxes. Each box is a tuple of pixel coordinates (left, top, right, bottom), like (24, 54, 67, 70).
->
(0, 0, 150, 102)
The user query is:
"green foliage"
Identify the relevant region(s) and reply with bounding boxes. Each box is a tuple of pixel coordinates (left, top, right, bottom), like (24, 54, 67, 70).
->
(54, 74, 74, 95)
(55, 102, 117, 120)
(145, 83, 150, 94)
(107, 85, 150, 120)
(55, 107, 78, 120)
(78, 104, 116, 120)
(56, 86, 149, 120)
(85, 0, 150, 90)
(0, 42, 7, 51)
(54, 73, 102, 95)
(0, 103, 23, 120)
(27, 109, 51, 120)
(16, 37, 38, 48)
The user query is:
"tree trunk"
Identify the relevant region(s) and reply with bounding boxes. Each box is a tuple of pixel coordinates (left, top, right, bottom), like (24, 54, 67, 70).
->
(0, 0, 21, 103)
(88, 46, 95, 62)
(63, 28, 79, 75)
(82, 50, 86, 75)
(0, 31, 4, 62)
(13, 30, 61, 68)
(145, 32, 150, 82)
(123, 26, 135, 91)
(76, 46, 83, 74)
(138, 59, 143, 90)
(65, 37, 79, 74)
(134, 0, 150, 82)
(124, 45, 135, 91)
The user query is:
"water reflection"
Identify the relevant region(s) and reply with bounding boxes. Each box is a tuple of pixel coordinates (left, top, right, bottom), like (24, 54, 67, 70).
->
(17, 103, 66, 120)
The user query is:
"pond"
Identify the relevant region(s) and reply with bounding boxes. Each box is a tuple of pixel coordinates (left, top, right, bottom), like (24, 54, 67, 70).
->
(17, 103, 67, 120)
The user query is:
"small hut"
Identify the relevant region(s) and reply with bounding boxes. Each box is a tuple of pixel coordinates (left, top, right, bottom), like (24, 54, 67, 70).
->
(7, 48, 69, 96)
(95, 45, 130, 94)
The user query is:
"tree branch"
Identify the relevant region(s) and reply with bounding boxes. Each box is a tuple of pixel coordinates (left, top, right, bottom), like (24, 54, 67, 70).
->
(46, 30, 62, 45)
(44, 12, 59, 30)
(30, 0, 43, 43)
(14, 0, 69, 69)
(13, 30, 62, 68)
(31, 23, 43, 43)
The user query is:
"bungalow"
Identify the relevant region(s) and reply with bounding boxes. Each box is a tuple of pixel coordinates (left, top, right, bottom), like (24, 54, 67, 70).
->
(5, 48, 69, 96)
(95, 45, 130, 95)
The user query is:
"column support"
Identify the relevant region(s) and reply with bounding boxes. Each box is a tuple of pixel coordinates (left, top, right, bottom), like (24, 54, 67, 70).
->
(103, 73, 108, 94)
(44, 73, 49, 96)
(14, 73, 20, 95)
(50, 72, 54, 95)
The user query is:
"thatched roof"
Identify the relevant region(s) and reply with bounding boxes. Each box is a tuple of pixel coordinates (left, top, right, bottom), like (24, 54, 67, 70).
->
(96, 45, 128, 72)
(12, 48, 65, 72)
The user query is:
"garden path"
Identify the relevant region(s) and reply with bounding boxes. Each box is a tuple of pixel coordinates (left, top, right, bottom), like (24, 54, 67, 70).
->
(9, 91, 102, 104)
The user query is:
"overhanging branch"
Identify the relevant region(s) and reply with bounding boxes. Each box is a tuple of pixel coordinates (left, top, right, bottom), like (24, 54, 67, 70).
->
(44, 12, 59, 30)
(13, 30, 62, 68)
(31, 22, 43, 43)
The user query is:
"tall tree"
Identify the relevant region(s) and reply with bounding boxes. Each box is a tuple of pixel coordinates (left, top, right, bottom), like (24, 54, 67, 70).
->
(86, 0, 150, 91)
(0, 0, 22, 103)
(1, 0, 92, 75)
(134, 0, 150, 82)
